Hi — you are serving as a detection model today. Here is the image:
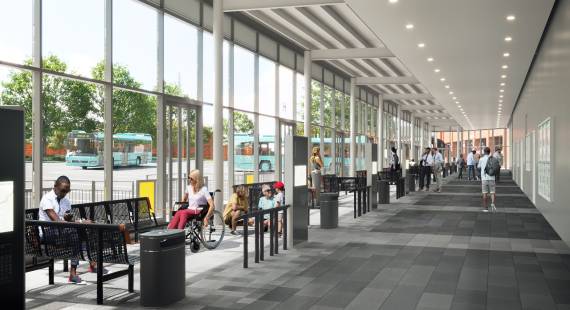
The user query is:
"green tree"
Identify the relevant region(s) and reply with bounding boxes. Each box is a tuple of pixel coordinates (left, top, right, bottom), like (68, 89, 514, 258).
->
(92, 62, 156, 142)
(0, 55, 98, 147)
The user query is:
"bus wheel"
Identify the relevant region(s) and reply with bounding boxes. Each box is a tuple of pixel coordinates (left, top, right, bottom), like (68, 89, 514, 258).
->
(136, 157, 141, 166)
(259, 161, 271, 172)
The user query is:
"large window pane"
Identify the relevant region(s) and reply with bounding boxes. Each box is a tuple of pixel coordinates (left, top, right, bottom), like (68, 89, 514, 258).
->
(323, 86, 333, 127)
(296, 73, 304, 122)
(43, 0, 104, 79)
(165, 14, 198, 98)
(259, 57, 276, 116)
(202, 33, 230, 106)
(42, 73, 106, 205)
(279, 66, 294, 120)
(234, 46, 254, 112)
(0, 0, 32, 64)
(258, 116, 276, 182)
(233, 111, 255, 183)
(311, 80, 321, 124)
(114, 0, 157, 90)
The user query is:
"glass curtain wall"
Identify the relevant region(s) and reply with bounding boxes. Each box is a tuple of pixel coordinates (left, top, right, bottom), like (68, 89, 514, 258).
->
(0, 0, 389, 208)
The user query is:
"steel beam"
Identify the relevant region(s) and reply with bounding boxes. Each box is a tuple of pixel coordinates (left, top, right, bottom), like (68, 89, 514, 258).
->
(355, 76, 419, 85)
(213, 0, 224, 211)
(224, 0, 344, 12)
(32, 0, 42, 206)
(104, 0, 114, 201)
(311, 47, 394, 60)
(349, 78, 356, 177)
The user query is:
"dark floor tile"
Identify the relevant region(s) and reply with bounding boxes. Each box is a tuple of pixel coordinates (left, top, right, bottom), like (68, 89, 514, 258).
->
(259, 287, 300, 302)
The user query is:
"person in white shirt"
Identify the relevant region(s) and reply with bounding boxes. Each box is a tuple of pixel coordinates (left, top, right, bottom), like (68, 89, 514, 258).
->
(477, 147, 496, 212)
(432, 148, 444, 192)
(420, 147, 433, 191)
(466, 150, 476, 180)
(493, 146, 503, 182)
(39, 176, 101, 284)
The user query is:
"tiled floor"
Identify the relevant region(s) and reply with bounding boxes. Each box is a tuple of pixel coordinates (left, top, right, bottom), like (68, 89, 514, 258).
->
(25, 173, 570, 309)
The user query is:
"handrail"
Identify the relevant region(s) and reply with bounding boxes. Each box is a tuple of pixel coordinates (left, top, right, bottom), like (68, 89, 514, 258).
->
(239, 204, 289, 268)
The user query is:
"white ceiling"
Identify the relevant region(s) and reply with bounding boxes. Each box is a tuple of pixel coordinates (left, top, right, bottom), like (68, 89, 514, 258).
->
(346, 0, 554, 130)
(239, 3, 459, 128)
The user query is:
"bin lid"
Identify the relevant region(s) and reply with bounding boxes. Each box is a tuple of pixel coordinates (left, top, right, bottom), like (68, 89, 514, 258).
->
(140, 229, 184, 239)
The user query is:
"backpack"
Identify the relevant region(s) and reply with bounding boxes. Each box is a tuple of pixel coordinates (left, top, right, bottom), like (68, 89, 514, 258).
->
(485, 156, 500, 176)
(393, 153, 401, 171)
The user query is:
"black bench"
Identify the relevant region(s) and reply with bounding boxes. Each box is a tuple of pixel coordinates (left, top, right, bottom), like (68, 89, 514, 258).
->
(25, 220, 137, 305)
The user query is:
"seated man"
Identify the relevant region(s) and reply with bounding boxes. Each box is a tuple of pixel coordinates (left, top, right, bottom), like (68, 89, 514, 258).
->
(223, 185, 248, 235)
(258, 184, 275, 229)
(39, 176, 104, 284)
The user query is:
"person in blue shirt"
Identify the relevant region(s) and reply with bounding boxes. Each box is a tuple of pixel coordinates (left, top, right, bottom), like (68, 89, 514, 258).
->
(258, 184, 276, 229)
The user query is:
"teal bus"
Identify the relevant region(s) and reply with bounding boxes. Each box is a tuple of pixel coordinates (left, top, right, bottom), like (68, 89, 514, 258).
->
(65, 130, 153, 169)
(234, 133, 360, 172)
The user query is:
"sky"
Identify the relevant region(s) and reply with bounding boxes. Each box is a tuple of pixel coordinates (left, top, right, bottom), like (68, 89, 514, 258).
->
(0, 0, 293, 135)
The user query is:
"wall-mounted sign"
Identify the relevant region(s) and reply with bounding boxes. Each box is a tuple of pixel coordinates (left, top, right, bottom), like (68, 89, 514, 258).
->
(0, 181, 14, 233)
(294, 165, 307, 187)
(372, 161, 378, 174)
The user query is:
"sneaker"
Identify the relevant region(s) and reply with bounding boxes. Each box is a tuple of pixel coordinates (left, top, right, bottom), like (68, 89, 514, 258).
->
(482, 208, 489, 212)
(89, 265, 109, 275)
(490, 204, 497, 212)
(230, 230, 238, 236)
(68, 275, 83, 284)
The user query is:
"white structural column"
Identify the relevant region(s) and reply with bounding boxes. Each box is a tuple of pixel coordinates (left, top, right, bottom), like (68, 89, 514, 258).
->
(456, 127, 461, 161)
(104, 0, 114, 200)
(213, 0, 224, 210)
(304, 51, 312, 150)
(331, 87, 336, 175)
(410, 114, 415, 161)
(349, 78, 356, 176)
(319, 80, 324, 166)
(377, 96, 383, 172)
(32, 0, 42, 206)
(274, 62, 281, 179)
(156, 0, 166, 216)
(228, 42, 235, 189)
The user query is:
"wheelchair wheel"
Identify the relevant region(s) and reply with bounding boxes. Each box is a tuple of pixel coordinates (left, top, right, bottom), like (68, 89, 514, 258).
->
(190, 238, 200, 253)
(200, 209, 225, 249)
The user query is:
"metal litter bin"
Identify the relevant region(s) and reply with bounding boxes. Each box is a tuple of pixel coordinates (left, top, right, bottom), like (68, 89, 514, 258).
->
(408, 174, 416, 192)
(320, 192, 339, 228)
(140, 229, 186, 307)
(379, 180, 390, 204)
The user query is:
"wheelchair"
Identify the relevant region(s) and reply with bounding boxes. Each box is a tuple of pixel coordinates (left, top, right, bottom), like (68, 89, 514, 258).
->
(173, 192, 225, 253)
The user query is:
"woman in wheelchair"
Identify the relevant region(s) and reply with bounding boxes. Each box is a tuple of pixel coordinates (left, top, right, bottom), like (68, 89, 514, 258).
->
(168, 169, 214, 230)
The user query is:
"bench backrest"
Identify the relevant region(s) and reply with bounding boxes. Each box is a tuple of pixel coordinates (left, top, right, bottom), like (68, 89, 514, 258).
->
(25, 220, 132, 265)
(132, 197, 156, 230)
(233, 182, 275, 211)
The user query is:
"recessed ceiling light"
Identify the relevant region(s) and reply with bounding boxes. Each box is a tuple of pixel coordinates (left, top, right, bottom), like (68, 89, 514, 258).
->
(389, 0, 398, 3)
(427, 57, 434, 62)
(440, 78, 446, 81)
(500, 89, 505, 92)
(505, 36, 512, 42)
(506, 15, 516, 21)
(503, 52, 510, 57)
(434, 69, 440, 73)
(502, 65, 509, 69)
(458, 105, 462, 108)
(500, 82, 505, 86)
(406, 23, 414, 29)
(501, 75, 507, 79)
(499, 95, 504, 98)
(449, 91, 454, 95)
(499, 100, 503, 103)
(498, 103, 503, 106)
(445, 85, 450, 89)
(418, 42, 425, 48)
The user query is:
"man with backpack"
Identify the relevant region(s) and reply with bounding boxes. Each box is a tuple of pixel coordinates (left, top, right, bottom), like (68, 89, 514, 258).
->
(478, 147, 500, 212)
(493, 146, 503, 182)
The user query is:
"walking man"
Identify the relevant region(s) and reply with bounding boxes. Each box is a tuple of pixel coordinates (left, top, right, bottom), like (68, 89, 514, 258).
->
(467, 150, 475, 180)
(432, 148, 444, 193)
(493, 146, 503, 182)
(420, 147, 433, 191)
(478, 147, 497, 212)
(456, 154, 465, 179)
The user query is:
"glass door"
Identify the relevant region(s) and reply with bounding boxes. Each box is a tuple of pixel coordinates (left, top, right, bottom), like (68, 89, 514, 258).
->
(335, 131, 345, 176)
(165, 98, 199, 214)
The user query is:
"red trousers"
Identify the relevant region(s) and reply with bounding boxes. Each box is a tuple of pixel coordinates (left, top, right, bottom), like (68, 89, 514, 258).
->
(168, 208, 200, 230)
